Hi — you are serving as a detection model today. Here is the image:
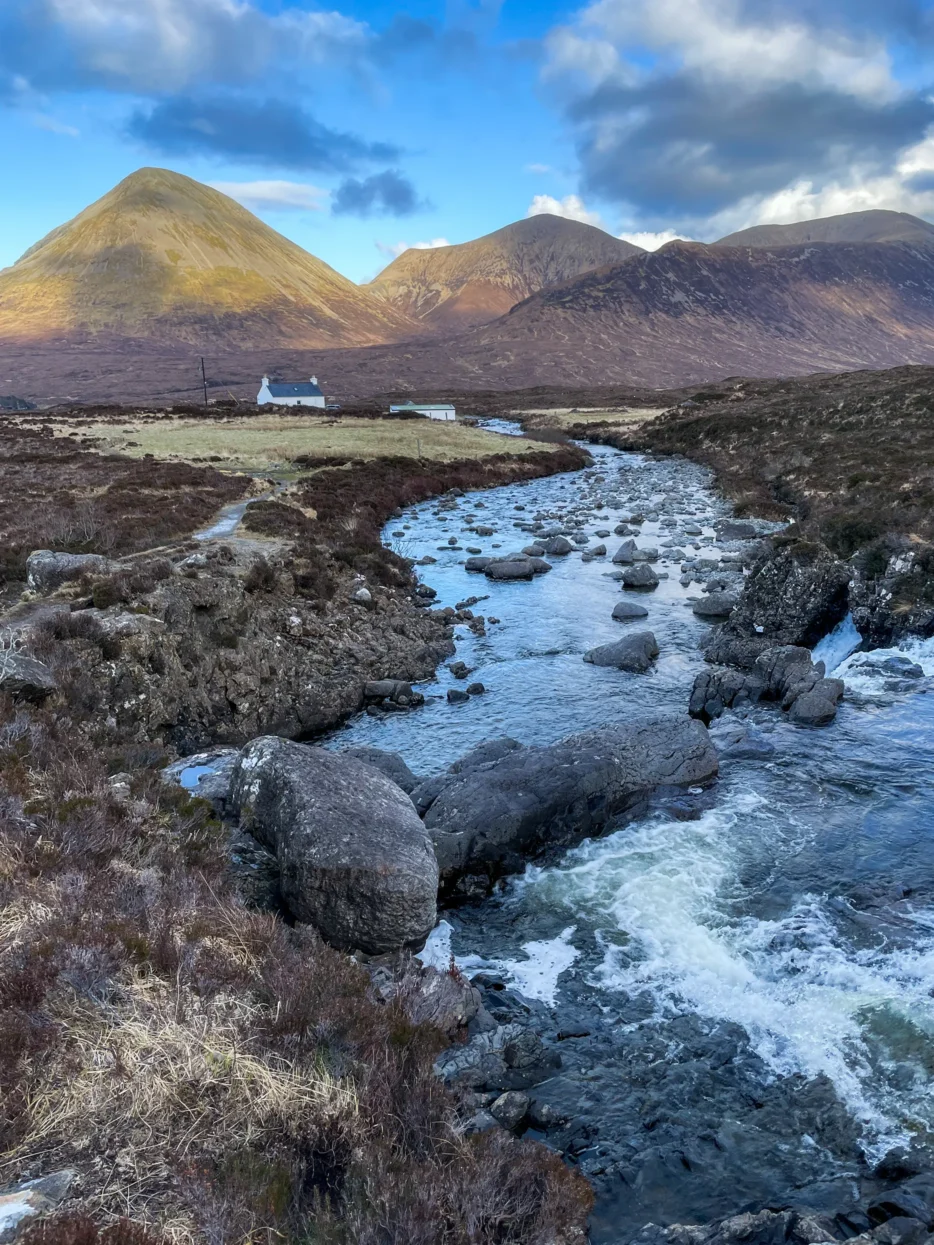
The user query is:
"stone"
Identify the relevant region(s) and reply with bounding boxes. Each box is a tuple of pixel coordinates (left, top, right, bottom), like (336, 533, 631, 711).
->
(466, 682, 486, 695)
(374, 961, 481, 1036)
(0, 1170, 76, 1243)
(352, 587, 373, 605)
(26, 549, 114, 594)
(490, 1090, 530, 1130)
(485, 560, 534, 581)
(448, 688, 470, 703)
(583, 631, 659, 672)
(465, 556, 492, 572)
(612, 601, 650, 621)
(340, 746, 421, 794)
(788, 682, 845, 726)
(230, 737, 438, 954)
(612, 539, 637, 564)
(523, 544, 546, 557)
(692, 593, 738, 618)
(543, 536, 574, 555)
(621, 564, 660, 590)
(425, 716, 718, 886)
(363, 679, 413, 704)
(589, 543, 607, 557)
(716, 519, 758, 541)
(0, 652, 56, 702)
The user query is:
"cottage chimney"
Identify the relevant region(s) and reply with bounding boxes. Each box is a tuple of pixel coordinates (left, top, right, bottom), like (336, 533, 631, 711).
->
(310, 376, 318, 385)
(262, 375, 269, 385)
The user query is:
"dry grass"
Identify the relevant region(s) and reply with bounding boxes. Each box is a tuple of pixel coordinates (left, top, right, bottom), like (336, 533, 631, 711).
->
(60, 416, 557, 471)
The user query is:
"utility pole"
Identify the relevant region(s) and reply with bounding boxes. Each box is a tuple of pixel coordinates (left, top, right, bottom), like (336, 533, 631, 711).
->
(200, 357, 208, 406)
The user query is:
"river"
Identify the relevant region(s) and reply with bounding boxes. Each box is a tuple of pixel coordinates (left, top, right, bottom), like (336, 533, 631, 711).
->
(326, 429, 934, 1240)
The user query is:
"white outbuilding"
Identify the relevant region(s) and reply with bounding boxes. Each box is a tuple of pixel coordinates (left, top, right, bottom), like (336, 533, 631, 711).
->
(389, 401, 456, 421)
(257, 375, 326, 408)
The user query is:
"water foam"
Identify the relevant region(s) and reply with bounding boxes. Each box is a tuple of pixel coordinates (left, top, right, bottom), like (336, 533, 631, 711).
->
(812, 612, 863, 673)
(417, 920, 579, 1005)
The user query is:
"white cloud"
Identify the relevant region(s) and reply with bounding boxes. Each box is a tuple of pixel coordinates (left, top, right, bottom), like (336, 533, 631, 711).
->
(37, 0, 370, 92)
(527, 193, 602, 225)
(210, 180, 327, 211)
(375, 237, 451, 258)
(524, 163, 554, 175)
(619, 229, 691, 250)
(578, 0, 898, 103)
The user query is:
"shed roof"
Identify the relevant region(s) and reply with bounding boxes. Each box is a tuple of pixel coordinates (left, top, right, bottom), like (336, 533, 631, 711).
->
(266, 381, 323, 398)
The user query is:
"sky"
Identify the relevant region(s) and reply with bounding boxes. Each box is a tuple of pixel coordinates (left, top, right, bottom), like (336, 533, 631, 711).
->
(2, 0, 934, 282)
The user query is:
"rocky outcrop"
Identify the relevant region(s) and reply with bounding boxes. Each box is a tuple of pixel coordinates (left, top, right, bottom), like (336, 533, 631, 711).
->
(22, 539, 454, 750)
(584, 632, 659, 672)
(0, 1170, 76, 1243)
(690, 644, 844, 727)
(25, 550, 116, 594)
(230, 737, 438, 954)
(705, 540, 851, 666)
(422, 718, 718, 890)
(0, 653, 56, 702)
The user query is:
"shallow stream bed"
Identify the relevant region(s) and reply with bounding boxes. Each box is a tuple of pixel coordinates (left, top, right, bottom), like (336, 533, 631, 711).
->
(325, 433, 934, 1241)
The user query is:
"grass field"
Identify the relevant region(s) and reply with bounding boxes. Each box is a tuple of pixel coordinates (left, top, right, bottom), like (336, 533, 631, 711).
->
(518, 406, 665, 430)
(67, 414, 558, 470)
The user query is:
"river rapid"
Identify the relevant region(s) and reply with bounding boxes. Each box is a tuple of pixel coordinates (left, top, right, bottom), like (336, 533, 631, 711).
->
(327, 430, 934, 1241)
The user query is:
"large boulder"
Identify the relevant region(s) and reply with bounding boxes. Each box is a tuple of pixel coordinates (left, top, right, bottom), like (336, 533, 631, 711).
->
(424, 717, 718, 888)
(705, 540, 851, 666)
(484, 560, 534, 581)
(612, 600, 649, 622)
(621, 564, 660, 590)
(584, 631, 659, 672)
(692, 593, 738, 619)
(0, 653, 56, 702)
(410, 737, 523, 816)
(543, 536, 574, 555)
(230, 737, 438, 954)
(26, 550, 115, 594)
(612, 540, 637, 565)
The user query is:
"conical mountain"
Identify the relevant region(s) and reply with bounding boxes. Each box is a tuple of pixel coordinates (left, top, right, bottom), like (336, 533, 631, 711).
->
(0, 168, 417, 349)
(367, 214, 641, 330)
(715, 208, 934, 248)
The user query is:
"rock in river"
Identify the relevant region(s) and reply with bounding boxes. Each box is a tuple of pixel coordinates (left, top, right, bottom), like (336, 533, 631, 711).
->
(424, 717, 718, 889)
(584, 631, 659, 672)
(621, 563, 660, 590)
(612, 600, 650, 621)
(230, 737, 438, 954)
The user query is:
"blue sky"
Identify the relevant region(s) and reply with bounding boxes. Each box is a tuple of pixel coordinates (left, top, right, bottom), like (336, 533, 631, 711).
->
(2, 0, 934, 282)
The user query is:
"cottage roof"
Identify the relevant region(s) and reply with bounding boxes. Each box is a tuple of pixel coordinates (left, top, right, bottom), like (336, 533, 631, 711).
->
(265, 380, 323, 398)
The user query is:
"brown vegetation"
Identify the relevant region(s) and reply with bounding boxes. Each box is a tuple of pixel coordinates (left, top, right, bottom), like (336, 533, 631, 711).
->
(0, 688, 591, 1242)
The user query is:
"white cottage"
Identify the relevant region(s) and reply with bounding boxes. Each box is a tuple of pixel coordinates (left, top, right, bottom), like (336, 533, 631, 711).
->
(388, 401, 456, 421)
(257, 375, 326, 408)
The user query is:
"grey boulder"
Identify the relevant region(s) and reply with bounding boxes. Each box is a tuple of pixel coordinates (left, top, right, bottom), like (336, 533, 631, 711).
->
(485, 560, 534, 581)
(230, 737, 438, 954)
(26, 549, 115, 594)
(543, 536, 574, 555)
(425, 716, 718, 887)
(584, 631, 659, 672)
(612, 539, 636, 564)
(692, 592, 739, 618)
(621, 563, 660, 590)
(0, 653, 56, 702)
(612, 600, 649, 621)
(340, 746, 421, 794)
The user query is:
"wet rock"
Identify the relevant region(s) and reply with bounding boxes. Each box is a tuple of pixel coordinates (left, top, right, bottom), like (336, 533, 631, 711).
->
(788, 683, 845, 726)
(523, 544, 546, 557)
(692, 645, 844, 727)
(589, 544, 608, 557)
(231, 737, 438, 954)
(363, 679, 414, 705)
(705, 541, 851, 666)
(0, 653, 56, 702)
(613, 601, 650, 621)
(447, 688, 470, 703)
(466, 682, 486, 695)
(26, 549, 115, 594)
(409, 738, 523, 816)
(543, 536, 574, 555)
(688, 668, 765, 722)
(584, 631, 659, 673)
(716, 519, 759, 541)
(434, 1022, 558, 1091)
(449, 661, 471, 679)
(425, 716, 718, 887)
(465, 556, 492, 572)
(340, 746, 420, 794)
(485, 560, 534, 581)
(708, 718, 775, 760)
(613, 540, 637, 564)
(621, 564, 660, 590)
(692, 593, 738, 619)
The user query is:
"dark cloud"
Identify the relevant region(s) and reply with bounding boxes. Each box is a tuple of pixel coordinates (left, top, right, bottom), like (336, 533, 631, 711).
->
(126, 96, 399, 173)
(331, 170, 425, 216)
(736, 0, 933, 40)
(572, 75, 934, 217)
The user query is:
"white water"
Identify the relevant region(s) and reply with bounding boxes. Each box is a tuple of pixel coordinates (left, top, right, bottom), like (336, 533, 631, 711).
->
(419, 919, 581, 1005)
(812, 612, 863, 672)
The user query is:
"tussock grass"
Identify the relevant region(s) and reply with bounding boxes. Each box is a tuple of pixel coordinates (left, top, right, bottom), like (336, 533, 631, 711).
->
(519, 406, 664, 430)
(64, 416, 556, 471)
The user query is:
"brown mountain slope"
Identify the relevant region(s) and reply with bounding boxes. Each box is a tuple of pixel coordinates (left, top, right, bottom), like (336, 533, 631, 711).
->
(715, 209, 934, 248)
(366, 215, 641, 331)
(0, 168, 417, 350)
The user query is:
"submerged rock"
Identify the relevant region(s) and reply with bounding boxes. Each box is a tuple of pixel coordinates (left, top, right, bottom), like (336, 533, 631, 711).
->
(230, 737, 438, 954)
(424, 717, 718, 888)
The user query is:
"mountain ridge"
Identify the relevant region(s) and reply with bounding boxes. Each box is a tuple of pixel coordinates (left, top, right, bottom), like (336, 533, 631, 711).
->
(714, 208, 934, 249)
(367, 215, 641, 331)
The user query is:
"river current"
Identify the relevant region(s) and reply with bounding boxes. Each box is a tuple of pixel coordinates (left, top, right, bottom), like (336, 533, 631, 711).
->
(326, 431, 934, 1240)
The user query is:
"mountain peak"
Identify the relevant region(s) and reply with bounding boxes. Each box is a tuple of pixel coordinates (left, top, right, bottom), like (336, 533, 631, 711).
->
(0, 167, 417, 349)
(715, 209, 934, 249)
(368, 214, 642, 331)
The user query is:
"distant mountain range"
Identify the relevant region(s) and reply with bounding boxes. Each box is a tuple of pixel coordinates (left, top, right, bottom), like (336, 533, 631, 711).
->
(3, 168, 934, 400)
(367, 216, 639, 331)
